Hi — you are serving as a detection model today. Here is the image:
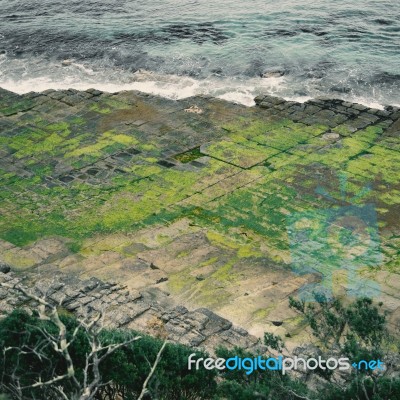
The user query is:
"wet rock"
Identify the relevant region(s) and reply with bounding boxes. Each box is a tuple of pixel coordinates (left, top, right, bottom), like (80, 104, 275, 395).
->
(254, 94, 266, 105)
(86, 88, 103, 96)
(330, 85, 351, 94)
(48, 91, 66, 100)
(261, 69, 285, 78)
(61, 59, 73, 67)
(62, 94, 85, 106)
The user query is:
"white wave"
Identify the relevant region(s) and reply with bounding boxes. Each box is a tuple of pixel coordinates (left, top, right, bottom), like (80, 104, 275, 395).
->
(0, 64, 288, 106)
(0, 56, 394, 109)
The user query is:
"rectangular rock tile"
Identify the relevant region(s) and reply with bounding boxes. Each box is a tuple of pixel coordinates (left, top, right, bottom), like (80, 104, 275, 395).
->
(201, 139, 280, 168)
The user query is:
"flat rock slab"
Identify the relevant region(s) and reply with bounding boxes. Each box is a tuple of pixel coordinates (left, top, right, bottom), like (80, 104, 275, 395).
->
(0, 87, 399, 343)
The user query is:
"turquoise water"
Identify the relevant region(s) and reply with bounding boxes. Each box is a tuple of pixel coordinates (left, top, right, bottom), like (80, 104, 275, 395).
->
(0, 0, 399, 106)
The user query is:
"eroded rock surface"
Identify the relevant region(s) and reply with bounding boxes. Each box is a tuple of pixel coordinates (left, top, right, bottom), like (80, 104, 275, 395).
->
(0, 271, 262, 353)
(0, 87, 399, 346)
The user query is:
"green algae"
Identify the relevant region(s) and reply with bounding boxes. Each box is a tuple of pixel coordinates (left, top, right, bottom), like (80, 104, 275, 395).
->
(46, 121, 71, 136)
(202, 139, 280, 168)
(89, 98, 131, 115)
(0, 99, 34, 116)
(174, 147, 203, 163)
(332, 124, 355, 136)
(65, 131, 138, 158)
(0, 89, 399, 299)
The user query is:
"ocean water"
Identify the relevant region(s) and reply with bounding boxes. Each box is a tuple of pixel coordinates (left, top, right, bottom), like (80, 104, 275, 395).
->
(0, 0, 399, 107)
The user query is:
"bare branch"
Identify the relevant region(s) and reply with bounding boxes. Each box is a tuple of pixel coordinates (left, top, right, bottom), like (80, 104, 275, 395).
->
(1, 281, 143, 400)
(138, 340, 168, 400)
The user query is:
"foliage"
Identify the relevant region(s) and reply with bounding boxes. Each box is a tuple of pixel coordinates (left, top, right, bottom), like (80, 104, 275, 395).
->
(0, 295, 399, 400)
(263, 332, 285, 352)
(289, 294, 399, 400)
(0, 310, 216, 400)
(289, 294, 387, 351)
(214, 346, 310, 400)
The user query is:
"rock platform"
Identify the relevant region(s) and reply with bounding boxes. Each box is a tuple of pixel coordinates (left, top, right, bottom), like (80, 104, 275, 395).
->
(0, 87, 399, 346)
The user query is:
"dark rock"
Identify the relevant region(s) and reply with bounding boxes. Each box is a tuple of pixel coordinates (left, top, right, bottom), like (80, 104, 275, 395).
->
(42, 89, 56, 96)
(86, 89, 102, 96)
(196, 308, 232, 334)
(81, 278, 100, 293)
(330, 85, 351, 94)
(59, 175, 74, 183)
(1, 270, 258, 353)
(352, 103, 368, 111)
(63, 95, 84, 107)
(232, 326, 248, 336)
(157, 160, 176, 168)
(172, 305, 189, 315)
(48, 91, 66, 100)
(254, 95, 266, 105)
(261, 69, 285, 78)
(0, 262, 11, 274)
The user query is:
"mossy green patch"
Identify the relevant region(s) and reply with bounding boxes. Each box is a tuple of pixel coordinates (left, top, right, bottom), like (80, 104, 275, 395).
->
(0, 99, 34, 116)
(251, 125, 315, 151)
(0, 89, 398, 313)
(202, 139, 280, 168)
(65, 131, 138, 159)
(174, 147, 203, 163)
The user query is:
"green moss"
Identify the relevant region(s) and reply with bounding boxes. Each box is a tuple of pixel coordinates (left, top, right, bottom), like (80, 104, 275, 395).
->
(237, 245, 263, 258)
(90, 102, 111, 114)
(353, 125, 383, 144)
(202, 139, 280, 168)
(15, 133, 64, 158)
(1, 226, 40, 247)
(332, 124, 355, 136)
(138, 143, 157, 152)
(0, 89, 398, 299)
(65, 240, 83, 254)
(174, 147, 203, 163)
(253, 307, 274, 320)
(168, 271, 197, 293)
(103, 142, 126, 154)
(251, 126, 314, 151)
(89, 98, 131, 114)
(222, 118, 290, 139)
(2, 252, 38, 270)
(65, 131, 137, 159)
(206, 231, 240, 250)
(0, 99, 34, 115)
(45, 121, 71, 136)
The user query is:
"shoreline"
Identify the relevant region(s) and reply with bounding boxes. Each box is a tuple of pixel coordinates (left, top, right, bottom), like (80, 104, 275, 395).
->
(1, 84, 399, 113)
(1, 68, 397, 110)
